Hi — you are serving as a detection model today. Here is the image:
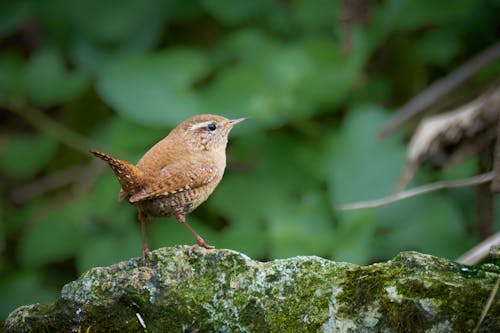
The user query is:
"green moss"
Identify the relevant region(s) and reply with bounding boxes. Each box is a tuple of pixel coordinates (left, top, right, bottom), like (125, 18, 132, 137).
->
(4, 248, 499, 332)
(333, 252, 500, 333)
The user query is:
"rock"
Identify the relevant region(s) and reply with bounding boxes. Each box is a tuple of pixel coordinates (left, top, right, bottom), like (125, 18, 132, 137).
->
(3, 247, 500, 332)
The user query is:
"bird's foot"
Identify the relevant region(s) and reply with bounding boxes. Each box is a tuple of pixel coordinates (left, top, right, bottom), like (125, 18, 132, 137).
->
(188, 238, 215, 256)
(141, 247, 150, 263)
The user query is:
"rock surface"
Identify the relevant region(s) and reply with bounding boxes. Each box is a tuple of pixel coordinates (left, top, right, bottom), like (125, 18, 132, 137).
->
(3, 247, 500, 332)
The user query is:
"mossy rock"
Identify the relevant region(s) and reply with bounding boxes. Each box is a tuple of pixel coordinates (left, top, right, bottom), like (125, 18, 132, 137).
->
(3, 247, 500, 332)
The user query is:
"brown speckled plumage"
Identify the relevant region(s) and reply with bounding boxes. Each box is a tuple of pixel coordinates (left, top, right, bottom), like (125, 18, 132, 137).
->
(91, 114, 246, 257)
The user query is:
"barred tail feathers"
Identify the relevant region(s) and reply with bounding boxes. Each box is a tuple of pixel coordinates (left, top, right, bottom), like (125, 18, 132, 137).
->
(91, 150, 144, 197)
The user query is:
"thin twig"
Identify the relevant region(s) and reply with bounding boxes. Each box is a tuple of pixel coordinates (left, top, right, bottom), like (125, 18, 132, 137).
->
(10, 164, 88, 203)
(491, 110, 500, 192)
(9, 100, 96, 155)
(6, 101, 120, 203)
(73, 159, 107, 196)
(10, 160, 106, 203)
(380, 42, 500, 137)
(456, 232, 500, 265)
(338, 171, 495, 210)
(473, 274, 500, 333)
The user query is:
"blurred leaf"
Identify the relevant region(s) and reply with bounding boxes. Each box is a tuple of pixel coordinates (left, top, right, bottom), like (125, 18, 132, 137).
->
(204, 65, 280, 125)
(207, 31, 308, 124)
(208, 175, 268, 229)
(0, 1, 29, 40)
(23, 47, 90, 106)
(368, 144, 479, 259)
(0, 190, 4, 254)
(267, 191, 336, 259)
(254, 133, 322, 189)
(214, 29, 280, 65)
(71, 15, 165, 75)
(3, 200, 39, 237)
(97, 48, 210, 127)
(350, 73, 391, 106)
(441, 157, 478, 181)
(202, 0, 270, 26)
(70, 0, 169, 74)
(368, 0, 477, 49)
(290, 0, 340, 32)
(81, 175, 140, 234)
(436, 158, 477, 222)
(218, 221, 268, 259)
(21, 0, 72, 45)
(71, 37, 118, 74)
(415, 29, 461, 67)
(327, 105, 406, 204)
(164, 1, 203, 21)
(261, 46, 315, 118)
(209, 174, 278, 258)
(76, 232, 139, 273)
(299, 33, 368, 109)
(0, 51, 23, 104)
(379, 0, 477, 31)
(208, 32, 367, 124)
(73, 175, 140, 272)
(0, 133, 57, 178)
(210, 131, 332, 258)
(91, 116, 165, 154)
(376, 195, 474, 259)
(333, 210, 375, 264)
(84, 176, 128, 216)
(211, 130, 322, 220)
(0, 271, 56, 319)
(18, 201, 88, 267)
(68, 0, 167, 43)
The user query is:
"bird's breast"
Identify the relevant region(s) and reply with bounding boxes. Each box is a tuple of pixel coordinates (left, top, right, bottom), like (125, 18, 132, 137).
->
(136, 176, 222, 218)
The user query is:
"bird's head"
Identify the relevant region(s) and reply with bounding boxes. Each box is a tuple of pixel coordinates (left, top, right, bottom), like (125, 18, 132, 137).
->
(173, 114, 247, 152)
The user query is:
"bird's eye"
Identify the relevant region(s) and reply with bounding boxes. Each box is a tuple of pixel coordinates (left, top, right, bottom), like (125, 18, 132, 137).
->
(207, 123, 216, 131)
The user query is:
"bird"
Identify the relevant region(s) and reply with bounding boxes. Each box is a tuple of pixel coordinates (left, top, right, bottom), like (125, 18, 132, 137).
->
(91, 114, 247, 258)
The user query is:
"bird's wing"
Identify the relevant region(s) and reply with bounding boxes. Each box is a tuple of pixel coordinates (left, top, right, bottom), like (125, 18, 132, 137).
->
(128, 163, 218, 203)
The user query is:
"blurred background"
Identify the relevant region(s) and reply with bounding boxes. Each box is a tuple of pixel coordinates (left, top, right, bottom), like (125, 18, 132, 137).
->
(1, 0, 499, 320)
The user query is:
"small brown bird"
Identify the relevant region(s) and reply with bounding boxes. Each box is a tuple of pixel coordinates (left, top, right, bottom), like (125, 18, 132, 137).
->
(91, 114, 246, 258)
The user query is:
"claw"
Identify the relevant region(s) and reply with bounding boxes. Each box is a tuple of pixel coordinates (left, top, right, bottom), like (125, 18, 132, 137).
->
(141, 247, 150, 263)
(188, 238, 215, 256)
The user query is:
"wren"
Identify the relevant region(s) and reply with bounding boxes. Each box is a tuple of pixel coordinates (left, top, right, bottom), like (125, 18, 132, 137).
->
(91, 114, 246, 257)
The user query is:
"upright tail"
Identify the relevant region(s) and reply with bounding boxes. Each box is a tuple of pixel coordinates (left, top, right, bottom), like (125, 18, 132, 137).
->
(90, 150, 145, 199)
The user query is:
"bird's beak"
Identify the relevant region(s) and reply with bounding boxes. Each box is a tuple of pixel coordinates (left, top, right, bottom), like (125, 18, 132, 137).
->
(229, 117, 248, 126)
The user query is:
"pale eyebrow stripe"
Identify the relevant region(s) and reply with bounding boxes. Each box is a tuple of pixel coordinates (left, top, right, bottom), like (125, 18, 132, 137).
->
(189, 121, 214, 130)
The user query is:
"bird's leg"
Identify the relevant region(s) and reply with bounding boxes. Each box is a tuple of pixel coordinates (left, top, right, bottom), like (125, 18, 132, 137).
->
(138, 210, 150, 259)
(175, 213, 214, 254)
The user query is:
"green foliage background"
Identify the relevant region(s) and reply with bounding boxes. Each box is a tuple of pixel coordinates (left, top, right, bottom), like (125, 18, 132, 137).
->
(1, 0, 499, 319)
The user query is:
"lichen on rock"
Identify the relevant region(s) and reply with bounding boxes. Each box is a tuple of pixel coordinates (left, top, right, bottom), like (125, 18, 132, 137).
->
(3, 247, 500, 332)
